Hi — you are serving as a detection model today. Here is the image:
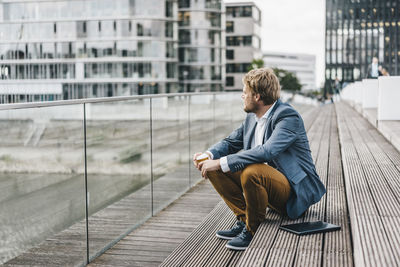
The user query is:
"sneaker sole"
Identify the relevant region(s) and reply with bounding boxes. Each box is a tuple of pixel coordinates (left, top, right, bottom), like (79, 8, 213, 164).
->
(225, 243, 248, 250)
(215, 233, 235, 240)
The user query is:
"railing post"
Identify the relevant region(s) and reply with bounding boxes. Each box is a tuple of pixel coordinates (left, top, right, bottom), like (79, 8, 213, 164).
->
(213, 94, 216, 143)
(83, 103, 90, 264)
(150, 98, 154, 216)
(188, 96, 191, 188)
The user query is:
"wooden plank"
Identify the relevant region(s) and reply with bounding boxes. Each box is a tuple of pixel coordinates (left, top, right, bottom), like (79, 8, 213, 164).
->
(159, 201, 230, 266)
(322, 106, 353, 267)
(293, 105, 332, 267)
(180, 209, 236, 266)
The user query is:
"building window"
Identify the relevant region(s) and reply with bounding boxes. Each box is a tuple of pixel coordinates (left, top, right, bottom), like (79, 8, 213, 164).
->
(179, 30, 191, 44)
(98, 21, 101, 32)
(243, 36, 252, 46)
(165, 22, 173, 37)
(166, 62, 176, 78)
(178, 0, 190, 8)
(226, 76, 234, 86)
(179, 11, 190, 26)
(226, 49, 234, 60)
(227, 63, 251, 73)
(137, 23, 143, 36)
(77, 21, 87, 37)
(226, 6, 252, 17)
(54, 23, 57, 34)
(166, 1, 174, 17)
(226, 36, 253, 46)
(226, 21, 234, 33)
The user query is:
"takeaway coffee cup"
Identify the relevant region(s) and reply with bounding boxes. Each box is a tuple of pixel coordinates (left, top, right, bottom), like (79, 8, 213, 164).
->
(196, 153, 209, 163)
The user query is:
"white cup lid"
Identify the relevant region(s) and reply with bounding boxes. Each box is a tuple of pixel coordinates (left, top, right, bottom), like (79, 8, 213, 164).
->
(196, 153, 209, 161)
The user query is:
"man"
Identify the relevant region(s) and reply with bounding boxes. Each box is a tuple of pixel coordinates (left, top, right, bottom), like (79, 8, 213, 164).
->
(193, 68, 326, 251)
(367, 57, 382, 78)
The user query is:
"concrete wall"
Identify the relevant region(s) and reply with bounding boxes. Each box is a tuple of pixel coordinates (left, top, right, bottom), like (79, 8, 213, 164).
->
(362, 79, 378, 109)
(378, 76, 400, 120)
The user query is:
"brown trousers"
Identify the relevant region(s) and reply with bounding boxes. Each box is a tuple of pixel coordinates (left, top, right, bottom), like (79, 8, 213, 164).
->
(207, 164, 291, 235)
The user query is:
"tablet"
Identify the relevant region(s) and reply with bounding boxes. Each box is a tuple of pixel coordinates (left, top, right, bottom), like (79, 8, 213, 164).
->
(279, 221, 341, 236)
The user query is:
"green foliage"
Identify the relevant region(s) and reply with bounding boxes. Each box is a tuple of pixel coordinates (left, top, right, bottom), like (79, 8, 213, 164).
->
(248, 58, 265, 71)
(0, 154, 13, 162)
(272, 68, 302, 92)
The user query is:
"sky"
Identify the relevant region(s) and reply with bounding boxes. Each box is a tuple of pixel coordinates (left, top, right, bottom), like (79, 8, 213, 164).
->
(225, 0, 326, 88)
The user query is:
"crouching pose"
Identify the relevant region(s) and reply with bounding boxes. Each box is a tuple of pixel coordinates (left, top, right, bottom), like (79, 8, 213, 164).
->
(193, 68, 326, 250)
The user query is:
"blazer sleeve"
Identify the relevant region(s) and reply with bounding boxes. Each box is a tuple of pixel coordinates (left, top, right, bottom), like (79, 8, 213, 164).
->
(208, 122, 244, 159)
(226, 110, 300, 172)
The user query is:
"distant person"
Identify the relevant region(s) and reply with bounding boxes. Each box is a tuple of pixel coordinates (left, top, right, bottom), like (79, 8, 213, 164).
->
(193, 68, 326, 251)
(334, 77, 342, 101)
(379, 66, 390, 76)
(367, 57, 382, 78)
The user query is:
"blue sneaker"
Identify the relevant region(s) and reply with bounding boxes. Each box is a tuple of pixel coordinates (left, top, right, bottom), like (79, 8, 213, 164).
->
(225, 227, 253, 250)
(216, 220, 245, 240)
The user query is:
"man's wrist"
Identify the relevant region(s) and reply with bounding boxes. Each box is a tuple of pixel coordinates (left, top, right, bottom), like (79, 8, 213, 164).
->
(219, 156, 230, 173)
(205, 151, 213, 160)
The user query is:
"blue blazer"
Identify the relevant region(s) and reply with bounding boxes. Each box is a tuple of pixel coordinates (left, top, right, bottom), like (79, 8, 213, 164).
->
(209, 99, 326, 219)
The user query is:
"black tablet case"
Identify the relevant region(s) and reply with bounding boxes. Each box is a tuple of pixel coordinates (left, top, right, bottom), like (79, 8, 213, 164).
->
(279, 221, 341, 236)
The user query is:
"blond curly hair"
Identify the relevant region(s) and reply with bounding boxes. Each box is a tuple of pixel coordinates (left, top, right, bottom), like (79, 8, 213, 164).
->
(242, 68, 280, 105)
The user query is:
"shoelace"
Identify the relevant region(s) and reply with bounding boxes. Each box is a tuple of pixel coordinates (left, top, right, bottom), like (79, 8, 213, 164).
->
(237, 227, 250, 240)
(232, 221, 244, 231)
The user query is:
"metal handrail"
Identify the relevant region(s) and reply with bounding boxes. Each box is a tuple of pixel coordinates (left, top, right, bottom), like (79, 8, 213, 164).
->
(0, 91, 240, 110)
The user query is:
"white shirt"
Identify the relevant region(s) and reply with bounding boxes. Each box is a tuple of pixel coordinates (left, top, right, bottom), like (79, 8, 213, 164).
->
(371, 63, 379, 77)
(215, 101, 276, 172)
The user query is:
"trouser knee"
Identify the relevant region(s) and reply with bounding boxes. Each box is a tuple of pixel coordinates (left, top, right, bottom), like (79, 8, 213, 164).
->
(240, 164, 262, 189)
(207, 170, 222, 185)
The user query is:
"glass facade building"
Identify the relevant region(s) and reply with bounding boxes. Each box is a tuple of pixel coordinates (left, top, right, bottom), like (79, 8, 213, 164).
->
(326, 0, 399, 83)
(225, 2, 261, 91)
(178, 0, 225, 92)
(0, 0, 179, 103)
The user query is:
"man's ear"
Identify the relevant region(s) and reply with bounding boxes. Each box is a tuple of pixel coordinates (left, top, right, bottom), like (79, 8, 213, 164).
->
(254, 93, 261, 102)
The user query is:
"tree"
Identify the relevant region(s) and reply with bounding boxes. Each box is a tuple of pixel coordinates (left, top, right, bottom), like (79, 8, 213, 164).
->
(248, 58, 264, 71)
(272, 68, 302, 93)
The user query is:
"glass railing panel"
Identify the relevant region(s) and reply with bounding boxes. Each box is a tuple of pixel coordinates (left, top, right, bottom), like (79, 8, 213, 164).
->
(85, 99, 151, 259)
(214, 92, 244, 141)
(151, 96, 190, 212)
(188, 94, 216, 186)
(0, 104, 86, 265)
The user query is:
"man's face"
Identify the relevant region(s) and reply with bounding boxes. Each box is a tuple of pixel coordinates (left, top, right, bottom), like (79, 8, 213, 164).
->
(242, 85, 257, 113)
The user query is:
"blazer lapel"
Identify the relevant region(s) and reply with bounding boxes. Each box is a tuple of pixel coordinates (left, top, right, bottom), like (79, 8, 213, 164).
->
(244, 116, 257, 150)
(263, 99, 281, 143)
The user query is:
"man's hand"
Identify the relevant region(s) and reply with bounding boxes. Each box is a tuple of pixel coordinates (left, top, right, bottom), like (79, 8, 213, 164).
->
(193, 152, 211, 170)
(199, 159, 221, 179)
(193, 152, 203, 169)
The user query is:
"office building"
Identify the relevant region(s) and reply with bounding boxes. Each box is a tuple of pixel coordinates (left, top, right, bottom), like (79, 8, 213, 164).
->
(0, 0, 178, 104)
(178, 0, 225, 92)
(263, 51, 316, 91)
(326, 0, 399, 83)
(225, 2, 261, 91)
